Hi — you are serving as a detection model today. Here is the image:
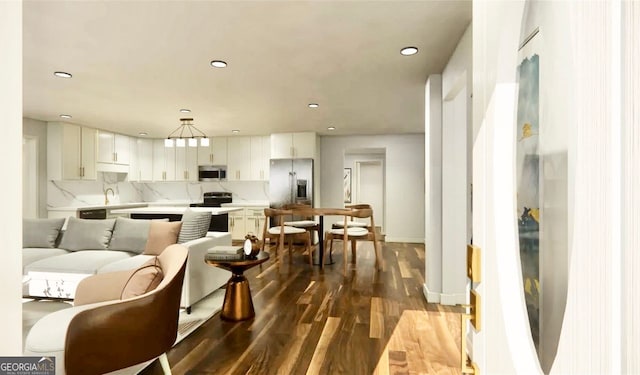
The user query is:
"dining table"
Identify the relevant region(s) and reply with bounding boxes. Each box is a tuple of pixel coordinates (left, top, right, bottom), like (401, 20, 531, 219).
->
(288, 207, 352, 267)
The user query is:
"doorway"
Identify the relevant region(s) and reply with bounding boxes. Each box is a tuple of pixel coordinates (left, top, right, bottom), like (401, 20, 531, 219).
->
(23, 136, 38, 219)
(355, 160, 384, 232)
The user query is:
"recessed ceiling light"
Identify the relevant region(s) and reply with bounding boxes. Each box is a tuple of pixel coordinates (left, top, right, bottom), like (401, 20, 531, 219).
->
(308, 103, 319, 108)
(210, 60, 227, 68)
(59, 114, 72, 119)
(400, 46, 419, 56)
(327, 126, 336, 131)
(179, 109, 191, 113)
(54, 71, 72, 78)
(138, 132, 148, 136)
(232, 129, 240, 134)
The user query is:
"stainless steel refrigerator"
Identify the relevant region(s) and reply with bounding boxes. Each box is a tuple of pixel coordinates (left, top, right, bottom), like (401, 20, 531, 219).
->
(269, 158, 314, 214)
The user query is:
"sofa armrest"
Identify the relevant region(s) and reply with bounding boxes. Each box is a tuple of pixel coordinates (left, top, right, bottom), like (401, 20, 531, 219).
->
(74, 269, 134, 306)
(179, 236, 231, 309)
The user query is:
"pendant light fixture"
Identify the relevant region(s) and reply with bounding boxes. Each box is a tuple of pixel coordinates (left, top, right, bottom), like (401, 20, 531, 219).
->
(165, 118, 209, 148)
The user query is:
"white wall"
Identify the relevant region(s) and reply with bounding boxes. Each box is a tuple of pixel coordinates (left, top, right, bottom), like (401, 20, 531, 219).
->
(0, 0, 23, 355)
(424, 75, 443, 302)
(320, 134, 424, 243)
(424, 24, 472, 306)
(473, 0, 631, 373)
(23, 118, 48, 218)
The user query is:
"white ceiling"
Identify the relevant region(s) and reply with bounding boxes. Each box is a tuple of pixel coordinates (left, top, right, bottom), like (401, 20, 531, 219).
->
(23, 1, 471, 138)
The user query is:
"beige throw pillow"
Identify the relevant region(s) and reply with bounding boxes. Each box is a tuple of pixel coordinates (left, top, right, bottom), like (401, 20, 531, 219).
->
(143, 221, 182, 255)
(121, 257, 164, 300)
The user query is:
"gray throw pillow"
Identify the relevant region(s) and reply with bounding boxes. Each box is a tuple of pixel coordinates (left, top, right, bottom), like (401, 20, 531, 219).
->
(177, 208, 211, 243)
(23, 218, 66, 248)
(59, 217, 116, 251)
(108, 217, 152, 254)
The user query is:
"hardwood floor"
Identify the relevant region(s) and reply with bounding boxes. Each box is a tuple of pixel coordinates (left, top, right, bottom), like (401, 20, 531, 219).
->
(141, 241, 463, 375)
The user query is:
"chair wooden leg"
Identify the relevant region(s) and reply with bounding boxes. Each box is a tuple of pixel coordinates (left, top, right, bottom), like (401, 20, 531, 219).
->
(351, 239, 357, 263)
(307, 232, 313, 266)
(288, 237, 293, 263)
(322, 234, 328, 270)
(373, 239, 383, 271)
(343, 237, 348, 276)
(159, 353, 172, 375)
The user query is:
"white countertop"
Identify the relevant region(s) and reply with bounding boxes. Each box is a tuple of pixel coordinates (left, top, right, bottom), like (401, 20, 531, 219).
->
(221, 201, 270, 207)
(109, 206, 242, 215)
(48, 202, 149, 211)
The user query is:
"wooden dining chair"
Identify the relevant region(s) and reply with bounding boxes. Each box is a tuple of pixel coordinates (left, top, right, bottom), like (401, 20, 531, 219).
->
(324, 207, 383, 275)
(282, 202, 319, 246)
(331, 203, 371, 230)
(261, 208, 312, 265)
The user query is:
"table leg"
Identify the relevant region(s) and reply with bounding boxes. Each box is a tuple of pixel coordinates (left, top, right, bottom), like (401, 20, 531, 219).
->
(221, 273, 255, 321)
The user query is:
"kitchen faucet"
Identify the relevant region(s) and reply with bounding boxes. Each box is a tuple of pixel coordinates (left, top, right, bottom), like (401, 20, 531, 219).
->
(104, 188, 115, 205)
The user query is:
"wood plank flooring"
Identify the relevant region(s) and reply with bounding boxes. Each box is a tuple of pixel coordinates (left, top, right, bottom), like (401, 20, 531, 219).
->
(140, 241, 463, 375)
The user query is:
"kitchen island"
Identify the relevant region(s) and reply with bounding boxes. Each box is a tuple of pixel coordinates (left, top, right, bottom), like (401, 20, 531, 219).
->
(109, 206, 242, 232)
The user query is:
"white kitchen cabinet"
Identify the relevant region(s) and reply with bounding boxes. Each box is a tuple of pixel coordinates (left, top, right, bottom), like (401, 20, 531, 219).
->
(175, 145, 198, 181)
(128, 137, 139, 181)
(227, 206, 267, 240)
(250, 136, 270, 181)
(97, 131, 130, 168)
(137, 138, 154, 181)
(47, 122, 97, 180)
(152, 139, 176, 181)
(270, 132, 316, 159)
(197, 137, 227, 165)
(228, 210, 246, 240)
(227, 136, 251, 180)
(245, 207, 267, 239)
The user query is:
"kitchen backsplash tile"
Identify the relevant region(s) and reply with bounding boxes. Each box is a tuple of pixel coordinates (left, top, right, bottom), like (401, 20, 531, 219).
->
(48, 173, 269, 208)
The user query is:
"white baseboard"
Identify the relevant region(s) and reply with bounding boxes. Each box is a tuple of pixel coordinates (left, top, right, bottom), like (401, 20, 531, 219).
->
(385, 237, 425, 243)
(423, 284, 441, 303)
(423, 284, 466, 305)
(440, 292, 466, 305)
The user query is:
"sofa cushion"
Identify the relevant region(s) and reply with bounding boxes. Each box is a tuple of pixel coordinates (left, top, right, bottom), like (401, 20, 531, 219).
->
(22, 248, 70, 274)
(121, 257, 164, 300)
(58, 217, 116, 251)
(97, 254, 153, 274)
(25, 250, 134, 275)
(177, 208, 211, 244)
(23, 218, 66, 248)
(144, 221, 182, 255)
(108, 217, 152, 254)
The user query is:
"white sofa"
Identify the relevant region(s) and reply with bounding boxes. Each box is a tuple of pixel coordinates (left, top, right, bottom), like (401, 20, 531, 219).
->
(22, 217, 232, 313)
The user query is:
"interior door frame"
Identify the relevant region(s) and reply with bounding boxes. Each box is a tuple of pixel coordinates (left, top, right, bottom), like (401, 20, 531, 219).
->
(355, 159, 385, 232)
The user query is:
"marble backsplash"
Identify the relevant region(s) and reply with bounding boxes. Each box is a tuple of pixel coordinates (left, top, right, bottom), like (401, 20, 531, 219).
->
(47, 172, 269, 208)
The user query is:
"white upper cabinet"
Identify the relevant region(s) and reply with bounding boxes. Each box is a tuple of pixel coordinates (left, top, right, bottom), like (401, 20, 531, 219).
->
(152, 139, 176, 181)
(175, 145, 198, 181)
(250, 136, 270, 181)
(136, 138, 154, 181)
(270, 132, 316, 159)
(97, 131, 130, 170)
(227, 136, 251, 180)
(197, 137, 227, 165)
(47, 122, 97, 180)
(130, 137, 154, 182)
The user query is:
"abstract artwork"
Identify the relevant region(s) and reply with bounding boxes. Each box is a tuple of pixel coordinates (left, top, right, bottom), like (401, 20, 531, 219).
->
(343, 168, 352, 203)
(516, 47, 540, 351)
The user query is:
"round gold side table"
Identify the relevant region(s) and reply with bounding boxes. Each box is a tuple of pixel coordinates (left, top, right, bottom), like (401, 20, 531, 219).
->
(205, 251, 269, 321)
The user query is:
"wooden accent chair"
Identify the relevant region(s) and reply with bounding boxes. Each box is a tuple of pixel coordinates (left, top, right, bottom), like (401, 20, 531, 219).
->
(262, 208, 313, 265)
(24, 244, 188, 375)
(331, 203, 372, 230)
(282, 203, 319, 251)
(325, 207, 384, 275)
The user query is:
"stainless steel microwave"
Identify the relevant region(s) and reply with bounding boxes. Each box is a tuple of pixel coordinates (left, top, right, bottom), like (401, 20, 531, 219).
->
(198, 165, 227, 181)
